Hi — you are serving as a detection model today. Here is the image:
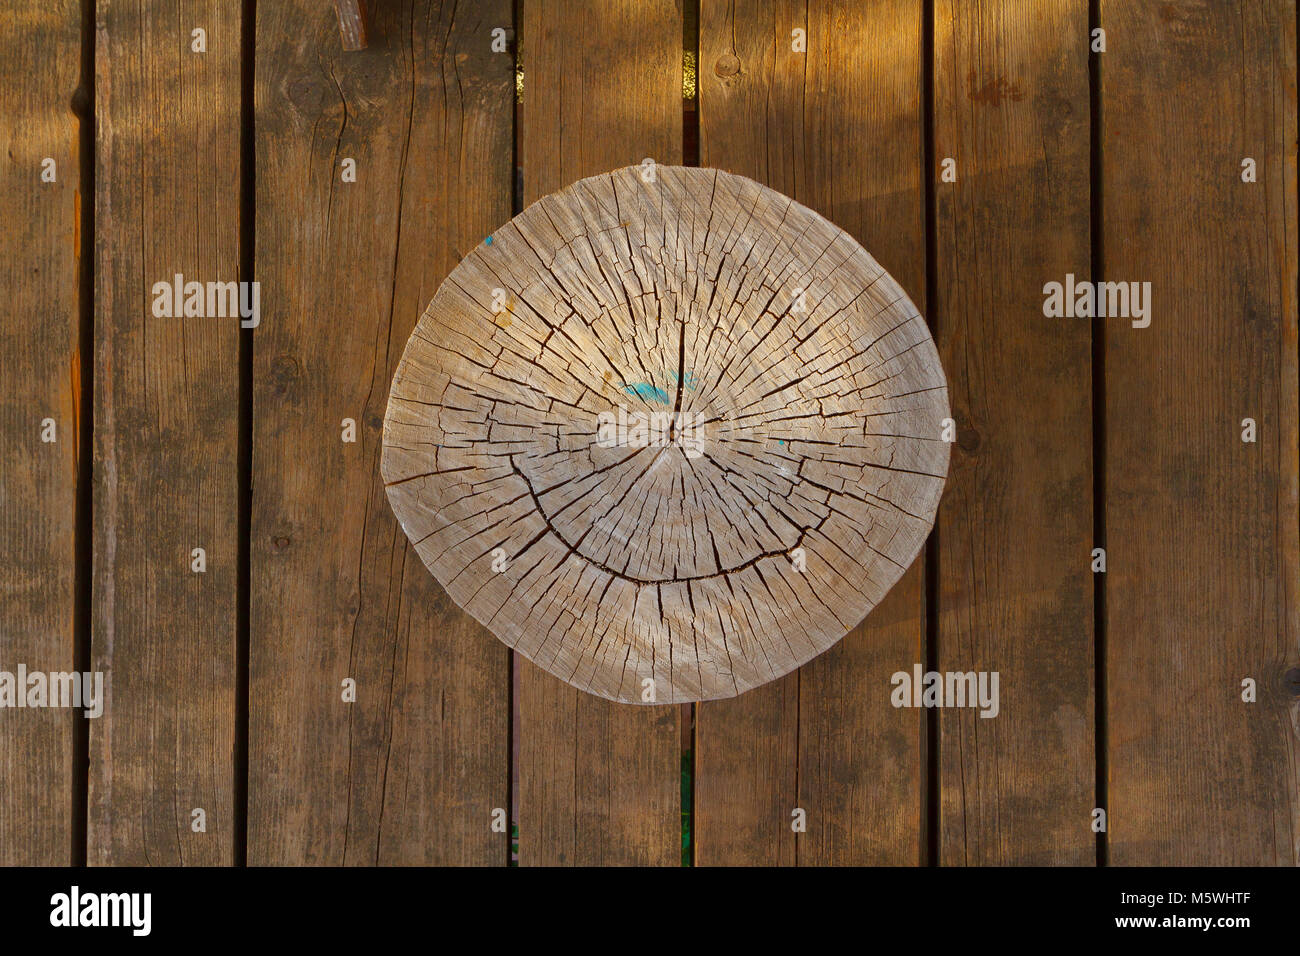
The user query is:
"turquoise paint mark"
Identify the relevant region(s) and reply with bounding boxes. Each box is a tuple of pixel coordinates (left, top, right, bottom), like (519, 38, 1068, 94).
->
(485, 235, 493, 245)
(621, 369, 698, 405)
(622, 382, 671, 404)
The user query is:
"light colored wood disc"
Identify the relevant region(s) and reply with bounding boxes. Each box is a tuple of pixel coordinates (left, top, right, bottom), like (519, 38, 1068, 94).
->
(382, 165, 950, 704)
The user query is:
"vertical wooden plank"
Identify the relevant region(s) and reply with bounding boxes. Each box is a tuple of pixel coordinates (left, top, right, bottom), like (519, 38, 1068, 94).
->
(695, 0, 927, 865)
(932, 0, 1095, 864)
(517, 0, 683, 866)
(0, 0, 81, 866)
(1102, 0, 1299, 864)
(91, 0, 241, 864)
(250, 0, 514, 864)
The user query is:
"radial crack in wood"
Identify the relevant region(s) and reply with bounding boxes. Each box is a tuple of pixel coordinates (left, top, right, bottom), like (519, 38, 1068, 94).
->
(382, 166, 949, 704)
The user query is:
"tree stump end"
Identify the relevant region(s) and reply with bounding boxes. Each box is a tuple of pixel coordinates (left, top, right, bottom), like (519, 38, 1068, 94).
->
(382, 166, 949, 704)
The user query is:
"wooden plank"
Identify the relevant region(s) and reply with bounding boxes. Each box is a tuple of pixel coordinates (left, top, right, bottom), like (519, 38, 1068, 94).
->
(932, 0, 1095, 864)
(249, 0, 514, 864)
(1102, 0, 1299, 864)
(0, 0, 81, 866)
(90, 0, 241, 864)
(516, 0, 683, 866)
(695, 0, 927, 865)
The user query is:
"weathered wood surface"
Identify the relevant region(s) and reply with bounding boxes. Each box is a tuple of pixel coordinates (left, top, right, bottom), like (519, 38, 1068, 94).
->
(1101, 0, 1299, 865)
(2, 0, 1297, 868)
(515, 0, 684, 864)
(695, 0, 931, 865)
(249, 0, 513, 864)
(0, 0, 82, 866)
(933, 0, 1095, 864)
(90, 0, 242, 864)
(383, 166, 947, 704)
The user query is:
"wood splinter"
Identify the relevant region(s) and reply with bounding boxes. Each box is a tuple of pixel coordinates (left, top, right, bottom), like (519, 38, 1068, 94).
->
(333, 0, 368, 51)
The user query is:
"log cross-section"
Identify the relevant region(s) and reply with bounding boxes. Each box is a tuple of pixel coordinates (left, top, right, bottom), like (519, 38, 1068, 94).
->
(382, 165, 949, 704)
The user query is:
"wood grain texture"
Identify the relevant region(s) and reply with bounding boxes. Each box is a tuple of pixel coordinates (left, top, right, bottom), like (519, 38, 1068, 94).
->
(516, 0, 683, 864)
(695, 0, 930, 865)
(383, 166, 947, 703)
(933, 0, 1095, 864)
(1102, 0, 1300, 864)
(0, 0, 81, 866)
(250, 0, 513, 864)
(91, 0, 240, 865)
